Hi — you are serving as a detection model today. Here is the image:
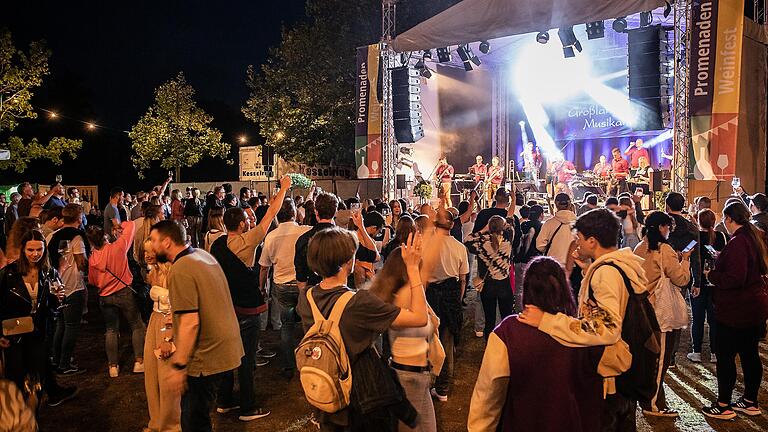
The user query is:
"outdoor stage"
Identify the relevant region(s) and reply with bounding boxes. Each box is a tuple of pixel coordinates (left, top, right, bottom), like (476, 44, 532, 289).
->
(354, 0, 767, 208)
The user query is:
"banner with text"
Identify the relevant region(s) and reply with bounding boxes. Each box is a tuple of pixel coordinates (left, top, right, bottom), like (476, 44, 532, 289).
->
(688, 0, 744, 180)
(239, 146, 274, 181)
(355, 44, 383, 179)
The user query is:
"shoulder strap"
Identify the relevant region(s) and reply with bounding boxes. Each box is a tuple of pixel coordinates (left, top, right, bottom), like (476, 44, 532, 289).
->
(588, 262, 633, 302)
(328, 291, 355, 323)
(543, 222, 566, 256)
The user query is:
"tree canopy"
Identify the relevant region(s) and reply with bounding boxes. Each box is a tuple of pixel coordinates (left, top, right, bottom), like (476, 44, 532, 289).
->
(242, 0, 461, 167)
(0, 29, 82, 173)
(129, 72, 231, 178)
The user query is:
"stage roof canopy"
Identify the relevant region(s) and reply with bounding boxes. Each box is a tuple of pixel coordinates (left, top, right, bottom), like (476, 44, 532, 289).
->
(392, 0, 667, 52)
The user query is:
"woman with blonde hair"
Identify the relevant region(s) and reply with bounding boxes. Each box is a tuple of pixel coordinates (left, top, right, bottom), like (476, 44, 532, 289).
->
(133, 205, 164, 266)
(203, 208, 226, 252)
(142, 239, 180, 432)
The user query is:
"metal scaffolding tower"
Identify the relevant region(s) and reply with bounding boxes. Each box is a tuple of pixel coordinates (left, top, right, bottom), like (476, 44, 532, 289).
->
(381, 0, 398, 199)
(672, 0, 692, 195)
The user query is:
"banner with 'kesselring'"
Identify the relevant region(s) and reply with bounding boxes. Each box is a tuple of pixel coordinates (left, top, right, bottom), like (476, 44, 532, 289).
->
(688, 0, 744, 180)
(354, 44, 383, 179)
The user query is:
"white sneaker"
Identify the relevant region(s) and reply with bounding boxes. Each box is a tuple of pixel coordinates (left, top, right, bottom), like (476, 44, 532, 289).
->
(430, 388, 448, 402)
(133, 361, 145, 373)
(710, 353, 717, 363)
(686, 352, 702, 363)
(109, 365, 119, 378)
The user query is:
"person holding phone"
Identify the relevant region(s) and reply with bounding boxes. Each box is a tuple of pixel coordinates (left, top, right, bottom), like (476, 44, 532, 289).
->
(633, 211, 692, 417)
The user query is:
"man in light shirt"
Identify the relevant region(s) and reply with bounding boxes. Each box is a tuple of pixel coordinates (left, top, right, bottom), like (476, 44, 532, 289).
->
(427, 212, 469, 402)
(536, 193, 576, 267)
(259, 198, 311, 378)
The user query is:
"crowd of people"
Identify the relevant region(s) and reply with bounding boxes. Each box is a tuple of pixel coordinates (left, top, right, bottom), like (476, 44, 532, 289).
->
(0, 174, 767, 432)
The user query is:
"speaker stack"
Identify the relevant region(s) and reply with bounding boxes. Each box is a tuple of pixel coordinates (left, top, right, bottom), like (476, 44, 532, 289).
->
(391, 67, 424, 143)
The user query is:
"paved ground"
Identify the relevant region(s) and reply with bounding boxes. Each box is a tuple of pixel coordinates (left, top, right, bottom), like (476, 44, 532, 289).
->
(39, 293, 768, 432)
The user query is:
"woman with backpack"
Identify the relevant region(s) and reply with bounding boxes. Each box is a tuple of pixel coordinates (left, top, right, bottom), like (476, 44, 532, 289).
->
(465, 215, 515, 339)
(701, 201, 768, 420)
(688, 208, 726, 363)
(633, 211, 692, 418)
(468, 256, 604, 431)
(296, 227, 434, 431)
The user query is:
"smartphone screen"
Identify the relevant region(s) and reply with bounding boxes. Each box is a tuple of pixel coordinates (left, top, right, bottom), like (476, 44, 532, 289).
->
(635, 187, 643, 197)
(682, 240, 698, 253)
(704, 245, 717, 255)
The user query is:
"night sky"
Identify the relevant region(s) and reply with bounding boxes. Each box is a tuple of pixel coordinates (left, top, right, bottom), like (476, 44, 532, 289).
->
(1, 1, 307, 194)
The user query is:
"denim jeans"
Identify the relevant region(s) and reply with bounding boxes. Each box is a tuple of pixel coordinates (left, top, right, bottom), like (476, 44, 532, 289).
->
(690, 285, 717, 353)
(182, 372, 225, 432)
(395, 369, 435, 432)
(218, 314, 261, 412)
(99, 287, 146, 365)
(273, 282, 299, 370)
(52, 289, 86, 368)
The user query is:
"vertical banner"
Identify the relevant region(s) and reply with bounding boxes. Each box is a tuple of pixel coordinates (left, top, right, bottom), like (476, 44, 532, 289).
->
(355, 44, 383, 179)
(688, 0, 745, 180)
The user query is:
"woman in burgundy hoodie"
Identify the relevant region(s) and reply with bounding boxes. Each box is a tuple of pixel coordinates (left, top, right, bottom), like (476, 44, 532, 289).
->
(702, 202, 768, 420)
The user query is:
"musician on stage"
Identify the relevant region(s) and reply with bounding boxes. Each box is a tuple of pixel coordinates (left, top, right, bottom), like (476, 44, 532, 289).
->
(624, 138, 650, 169)
(436, 155, 455, 207)
(593, 155, 611, 179)
(470, 155, 487, 183)
(486, 156, 504, 204)
(520, 142, 542, 182)
(609, 147, 630, 195)
(552, 156, 577, 196)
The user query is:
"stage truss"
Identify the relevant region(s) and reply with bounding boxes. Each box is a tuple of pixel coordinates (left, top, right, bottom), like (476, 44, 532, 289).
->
(672, 0, 692, 195)
(380, 0, 693, 198)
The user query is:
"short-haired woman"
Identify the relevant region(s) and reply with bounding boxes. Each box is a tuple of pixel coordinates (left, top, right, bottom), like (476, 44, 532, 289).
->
(468, 257, 603, 431)
(633, 211, 692, 417)
(87, 220, 145, 377)
(296, 227, 431, 430)
(702, 202, 768, 419)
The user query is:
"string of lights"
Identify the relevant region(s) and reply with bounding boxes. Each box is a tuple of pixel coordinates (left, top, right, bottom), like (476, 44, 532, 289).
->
(32, 106, 252, 144)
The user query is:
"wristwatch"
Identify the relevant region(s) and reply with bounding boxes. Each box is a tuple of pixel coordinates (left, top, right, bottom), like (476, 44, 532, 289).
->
(171, 362, 187, 371)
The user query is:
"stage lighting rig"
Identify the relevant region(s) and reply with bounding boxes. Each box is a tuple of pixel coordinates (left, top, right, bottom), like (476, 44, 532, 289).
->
(457, 44, 481, 71)
(436, 47, 451, 62)
(640, 11, 653, 27)
(536, 31, 550, 44)
(479, 40, 490, 54)
(585, 21, 605, 39)
(422, 50, 432, 60)
(414, 59, 432, 79)
(421, 67, 432, 79)
(557, 26, 582, 58)
(612, 17, 628, 33)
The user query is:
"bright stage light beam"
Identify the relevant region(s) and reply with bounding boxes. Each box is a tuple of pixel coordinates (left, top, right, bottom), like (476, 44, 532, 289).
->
(518, 121, 529, 148)
(641, 129, 673, 148)
(584, 81, 636, 128)
(519, 97, 561, 160)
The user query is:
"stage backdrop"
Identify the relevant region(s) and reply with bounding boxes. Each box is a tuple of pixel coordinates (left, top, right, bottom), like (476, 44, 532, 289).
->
(355, 44, 383, 179)
(688, 0, 745, 180)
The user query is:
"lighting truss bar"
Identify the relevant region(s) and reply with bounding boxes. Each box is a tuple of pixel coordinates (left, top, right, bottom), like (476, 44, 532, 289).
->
(381, 0, 398, 199)
(672, 0, 691, 195)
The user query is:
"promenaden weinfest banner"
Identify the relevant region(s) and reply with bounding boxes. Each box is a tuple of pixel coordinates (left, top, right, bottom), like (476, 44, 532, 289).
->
(688, 0, 745, 180)
(354, 44, 383, 179)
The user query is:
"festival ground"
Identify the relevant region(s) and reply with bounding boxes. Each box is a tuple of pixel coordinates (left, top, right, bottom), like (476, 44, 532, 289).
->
(38, 287, 768, 432)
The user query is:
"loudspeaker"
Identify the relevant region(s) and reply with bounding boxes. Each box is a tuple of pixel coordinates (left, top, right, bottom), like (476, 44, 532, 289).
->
(392, 66, 423, 143)
(396, 174, 407, 190)
(650, 169, 663, 192)
(628, 26, 663, 131)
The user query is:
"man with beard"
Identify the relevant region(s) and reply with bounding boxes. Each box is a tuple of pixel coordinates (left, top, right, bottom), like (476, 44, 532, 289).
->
(150, 220, 243, 431)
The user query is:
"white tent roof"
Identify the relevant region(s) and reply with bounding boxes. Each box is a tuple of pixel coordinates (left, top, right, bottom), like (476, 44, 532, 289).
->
(392, 0, 666, 52)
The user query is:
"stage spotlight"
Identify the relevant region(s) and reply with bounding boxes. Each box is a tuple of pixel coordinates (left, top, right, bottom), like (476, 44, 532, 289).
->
(585, 21, 605, 40)
(519, 121, 526, 126)
(612, 17, 628, 33)
(536, 31, 550, 44)
(415, 59, 425, 69)
(640, 11, 653, 27)
(422, 68, 432, 79)
(422, 50, 432, 60)
(436, 47, 451, 63)
(479, 40, 490, 54)
(557, 27, 582, 58)
(457, 44, 480, 70)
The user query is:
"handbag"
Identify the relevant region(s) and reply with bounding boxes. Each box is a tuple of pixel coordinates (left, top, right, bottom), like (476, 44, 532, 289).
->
(472, 272, 488, 293)
(652, 252, 689, 332)
(2, 316, 34, 336)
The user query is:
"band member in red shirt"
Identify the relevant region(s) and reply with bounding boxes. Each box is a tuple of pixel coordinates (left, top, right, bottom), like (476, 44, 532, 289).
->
(486, 156, 504, 204)
(552, 157, 577, 196)
(470, 155, 488, 183)
(610, 147, 630, 195)
(436, 156, 455, 207)
(624, 138, 651, 169)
